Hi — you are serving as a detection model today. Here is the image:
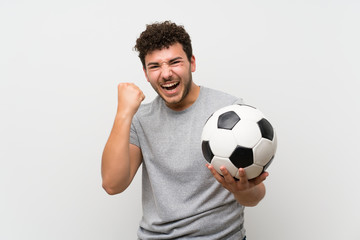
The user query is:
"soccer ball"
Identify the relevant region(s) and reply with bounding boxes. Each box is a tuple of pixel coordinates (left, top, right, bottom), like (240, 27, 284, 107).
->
(201, 104, 277, 180)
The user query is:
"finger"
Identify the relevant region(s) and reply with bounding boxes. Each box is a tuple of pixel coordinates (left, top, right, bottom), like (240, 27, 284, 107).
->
(250, 171, 269, 185)
(206, 164, 225, 183)
(220, 166, 235, 184)
(237, 168, 248, 184)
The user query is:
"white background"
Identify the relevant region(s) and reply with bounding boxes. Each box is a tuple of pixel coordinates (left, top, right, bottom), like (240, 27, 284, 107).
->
(1, 0, 359, 239)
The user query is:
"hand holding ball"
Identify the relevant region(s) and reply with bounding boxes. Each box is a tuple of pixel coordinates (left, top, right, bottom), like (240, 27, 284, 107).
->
(201, 104, 277, 179)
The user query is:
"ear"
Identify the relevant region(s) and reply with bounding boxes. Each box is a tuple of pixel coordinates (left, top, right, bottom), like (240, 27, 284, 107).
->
(143, 67, 150, 82)
(190, 55, 196, 72)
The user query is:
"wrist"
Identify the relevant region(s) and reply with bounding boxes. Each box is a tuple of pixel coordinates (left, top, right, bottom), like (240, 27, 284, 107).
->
(115, 107, 136, 121)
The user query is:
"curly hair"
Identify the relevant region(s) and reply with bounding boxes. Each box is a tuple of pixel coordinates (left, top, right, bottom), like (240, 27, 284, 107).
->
(134, 21, 193, 69)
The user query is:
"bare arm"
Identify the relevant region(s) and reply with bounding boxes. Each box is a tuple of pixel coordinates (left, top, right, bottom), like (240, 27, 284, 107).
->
(206, 165, 268, 206)
(101, 83, 145, 195)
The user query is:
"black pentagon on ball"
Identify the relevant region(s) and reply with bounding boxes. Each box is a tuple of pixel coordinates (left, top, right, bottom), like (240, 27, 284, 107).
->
(229, 146, 254, 168)
(201, 141, 214, 163)
(257, 118, 274, 140)
(217, 111, 240, 130)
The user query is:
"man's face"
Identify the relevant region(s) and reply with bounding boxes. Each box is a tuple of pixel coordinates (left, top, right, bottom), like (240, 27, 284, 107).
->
(143, 43, 196, 110)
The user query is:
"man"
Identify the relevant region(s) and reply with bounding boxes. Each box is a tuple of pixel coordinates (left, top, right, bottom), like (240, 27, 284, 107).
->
(102, 21, 268, 240)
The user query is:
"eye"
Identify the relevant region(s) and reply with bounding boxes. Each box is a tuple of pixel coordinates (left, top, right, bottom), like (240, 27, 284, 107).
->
(148, 65, 159, 70)
(170, 60, 181, 65)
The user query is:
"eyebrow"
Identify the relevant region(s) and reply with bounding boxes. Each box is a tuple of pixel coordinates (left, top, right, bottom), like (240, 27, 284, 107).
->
(147, 57, 183, 67)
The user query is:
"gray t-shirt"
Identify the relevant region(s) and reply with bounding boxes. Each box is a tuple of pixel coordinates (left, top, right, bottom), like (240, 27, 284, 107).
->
(130, 86, 245, 240)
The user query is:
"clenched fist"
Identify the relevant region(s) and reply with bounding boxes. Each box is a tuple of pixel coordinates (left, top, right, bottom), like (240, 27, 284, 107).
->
(117, 83, 145, 117)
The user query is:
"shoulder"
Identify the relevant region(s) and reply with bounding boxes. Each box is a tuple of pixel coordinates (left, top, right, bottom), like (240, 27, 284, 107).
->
(200, 86, 243, 105)
(133, 96, 162, 120)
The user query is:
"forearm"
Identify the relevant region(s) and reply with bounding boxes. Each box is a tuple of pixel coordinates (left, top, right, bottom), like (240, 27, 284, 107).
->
(101, 114, 133, 195)
(233, 182, 266, 207)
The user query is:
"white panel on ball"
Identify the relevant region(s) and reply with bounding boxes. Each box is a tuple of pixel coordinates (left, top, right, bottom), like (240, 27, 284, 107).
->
(209, 129, 237, 158)
(253, 134, 277, 166)
(211, 156, 239, 177)
(241, 164, 263, 180)
(232, 120, 262, 148)
(234, 105, 264, 122)
(216, 105, 239, 116)
(201, 115, 218, 141)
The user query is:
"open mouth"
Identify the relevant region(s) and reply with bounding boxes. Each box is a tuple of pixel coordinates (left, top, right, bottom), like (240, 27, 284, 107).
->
(162, 82, 179, 91)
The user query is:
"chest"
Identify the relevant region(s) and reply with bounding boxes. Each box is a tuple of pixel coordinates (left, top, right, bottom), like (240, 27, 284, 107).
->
(140, 109, 211, 175)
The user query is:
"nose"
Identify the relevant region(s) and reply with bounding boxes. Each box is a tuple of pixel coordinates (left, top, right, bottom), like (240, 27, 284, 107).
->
(160, 63, 172, 80)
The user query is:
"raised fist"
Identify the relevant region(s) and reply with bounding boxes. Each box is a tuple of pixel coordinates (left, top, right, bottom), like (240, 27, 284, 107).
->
(117, 83, 145, 117)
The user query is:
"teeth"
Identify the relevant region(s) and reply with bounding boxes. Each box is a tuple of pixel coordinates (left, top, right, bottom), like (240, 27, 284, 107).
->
(162, 82, 178, 88)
